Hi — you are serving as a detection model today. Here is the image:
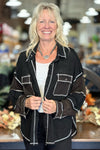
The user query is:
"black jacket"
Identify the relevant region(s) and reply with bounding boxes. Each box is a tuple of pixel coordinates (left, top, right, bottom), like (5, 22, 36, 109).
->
(9, 42, 86, 145)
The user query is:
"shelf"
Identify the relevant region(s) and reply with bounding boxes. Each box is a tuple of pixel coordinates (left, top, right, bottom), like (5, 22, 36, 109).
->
(0, 122, 100, 149)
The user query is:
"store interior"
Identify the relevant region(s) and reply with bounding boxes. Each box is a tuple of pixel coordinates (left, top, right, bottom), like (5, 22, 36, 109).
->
(0, 0, 100, 150)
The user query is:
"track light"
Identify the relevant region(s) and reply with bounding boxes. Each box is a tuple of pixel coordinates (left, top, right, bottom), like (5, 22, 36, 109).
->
(17, 9, 30, 18)
(86, 8, 98, 16)
(24, 17, 32, 25)
(94, 0, 100, 4)
(6, 0, 22, 7)
(80, 16, 91, 23)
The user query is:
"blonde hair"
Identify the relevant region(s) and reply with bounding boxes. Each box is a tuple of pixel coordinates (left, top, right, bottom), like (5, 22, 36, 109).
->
(26, 2, 68, 56)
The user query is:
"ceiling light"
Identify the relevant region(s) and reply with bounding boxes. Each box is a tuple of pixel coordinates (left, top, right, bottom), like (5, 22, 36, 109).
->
(6, 0, 22, 7)
(86, 8, 98, 16)
(24, 17, 32, 25)
(94, 0, 100, 4)
(63, 22, 72, 35)
(80, 16, 91, 23)
(17, 9, 30, 18)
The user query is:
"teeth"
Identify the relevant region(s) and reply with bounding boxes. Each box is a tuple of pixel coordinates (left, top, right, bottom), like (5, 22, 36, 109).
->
(43, 32, 51, 34)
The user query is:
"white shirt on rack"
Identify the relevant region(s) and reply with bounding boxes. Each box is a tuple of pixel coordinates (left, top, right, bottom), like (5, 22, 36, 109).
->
(36, 61, 50, 113)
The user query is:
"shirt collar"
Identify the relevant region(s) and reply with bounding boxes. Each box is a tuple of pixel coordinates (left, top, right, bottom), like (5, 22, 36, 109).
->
(25, 44, 38, 62)
(56, 42, 67, 59)
(26, 42, 68, 62)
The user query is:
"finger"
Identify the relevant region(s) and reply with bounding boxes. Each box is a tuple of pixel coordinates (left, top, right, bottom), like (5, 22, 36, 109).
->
(31, 106, 40, 110)
(43, 105, 51, 114)
(27, 100, 42, 108)
(30, 96, 41, 101)
(44, 98, 53, 104)
(31, 95, 41, 99)
(28, 100, 41, 107)
(43, 102, 50, 109)
(29, 103, 41, 110)
(43, 100, 50, 106)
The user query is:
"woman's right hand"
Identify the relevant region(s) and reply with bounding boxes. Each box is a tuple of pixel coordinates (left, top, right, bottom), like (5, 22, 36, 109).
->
(25, 96, 42, 110)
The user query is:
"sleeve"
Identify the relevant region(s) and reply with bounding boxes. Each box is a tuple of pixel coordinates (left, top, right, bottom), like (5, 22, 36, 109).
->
(9, 52, 28, 117)
(54, 48, 86, 119)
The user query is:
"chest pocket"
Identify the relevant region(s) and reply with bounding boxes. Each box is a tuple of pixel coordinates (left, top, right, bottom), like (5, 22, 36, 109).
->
(53, 74, 73, 96)
(21, 75, 34, 96)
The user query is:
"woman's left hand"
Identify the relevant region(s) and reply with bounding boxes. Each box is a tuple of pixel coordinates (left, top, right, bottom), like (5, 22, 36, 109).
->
(43, 98, 56, 114)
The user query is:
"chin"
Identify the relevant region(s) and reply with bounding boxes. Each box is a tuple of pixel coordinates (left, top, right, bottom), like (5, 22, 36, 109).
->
(40, 38, 55, 42)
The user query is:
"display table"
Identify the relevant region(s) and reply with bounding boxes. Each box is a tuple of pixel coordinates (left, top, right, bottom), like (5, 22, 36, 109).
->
(72, 122, 100, 150)
(0, 122, 100, 150)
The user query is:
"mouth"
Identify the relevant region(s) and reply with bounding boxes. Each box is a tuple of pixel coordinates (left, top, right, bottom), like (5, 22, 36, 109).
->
(42, 31, 51, 34)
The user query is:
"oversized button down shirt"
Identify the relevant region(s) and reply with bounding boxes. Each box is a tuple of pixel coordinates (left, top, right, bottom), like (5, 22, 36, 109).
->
(9, 42, 86, 145)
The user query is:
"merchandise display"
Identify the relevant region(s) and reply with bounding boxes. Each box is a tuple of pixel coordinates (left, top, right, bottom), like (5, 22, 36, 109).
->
(0, 109, 20, 130)
(77, 94, 100, 126)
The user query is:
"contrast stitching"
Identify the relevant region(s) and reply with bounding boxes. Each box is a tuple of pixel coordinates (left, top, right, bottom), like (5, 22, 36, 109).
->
(73, 72, 83, 82)
(46, 129, 72, 144)
(67, 98, 78, 112)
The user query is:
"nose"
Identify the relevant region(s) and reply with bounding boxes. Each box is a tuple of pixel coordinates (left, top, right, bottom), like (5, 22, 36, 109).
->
(44, 21, 49, 28)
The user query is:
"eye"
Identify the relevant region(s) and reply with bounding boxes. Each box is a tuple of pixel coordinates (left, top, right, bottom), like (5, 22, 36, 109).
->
(50, 20, 55, 23)
(39, 20, 44, 23)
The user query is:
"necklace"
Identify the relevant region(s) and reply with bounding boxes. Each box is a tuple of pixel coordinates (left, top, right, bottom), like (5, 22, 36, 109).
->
(38, 43, 56, 59)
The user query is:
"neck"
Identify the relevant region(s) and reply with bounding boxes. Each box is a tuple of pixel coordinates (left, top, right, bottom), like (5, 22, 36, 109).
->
(39, 40, 56, 52)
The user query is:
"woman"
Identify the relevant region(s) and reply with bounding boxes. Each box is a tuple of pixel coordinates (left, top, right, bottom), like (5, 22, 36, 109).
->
(9, 2, 86, 150)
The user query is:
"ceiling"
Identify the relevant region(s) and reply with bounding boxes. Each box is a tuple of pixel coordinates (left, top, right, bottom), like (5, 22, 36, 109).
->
(18, 0, 100, 22)
(0, 0, 100, 30)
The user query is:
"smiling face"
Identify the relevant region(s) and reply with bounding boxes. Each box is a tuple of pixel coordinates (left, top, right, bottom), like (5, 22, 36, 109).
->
(36, 9, 57, 42)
